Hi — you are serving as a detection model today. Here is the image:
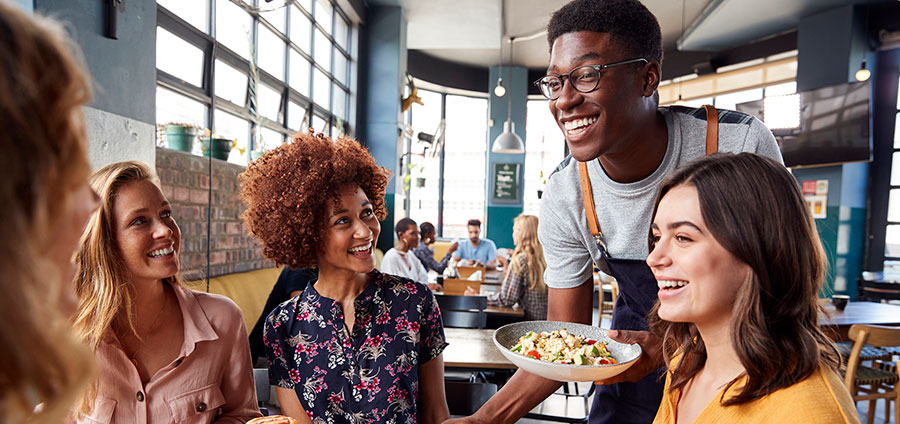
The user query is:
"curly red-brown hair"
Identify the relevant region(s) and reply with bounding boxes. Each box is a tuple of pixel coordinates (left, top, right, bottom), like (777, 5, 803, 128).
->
(239, 130, 390, 269)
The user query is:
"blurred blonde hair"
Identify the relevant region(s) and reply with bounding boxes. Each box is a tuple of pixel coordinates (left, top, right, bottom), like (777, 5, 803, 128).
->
(0, 2, 95, 422)
(72, 161, 182, 417)
(511, 215, 547, 294)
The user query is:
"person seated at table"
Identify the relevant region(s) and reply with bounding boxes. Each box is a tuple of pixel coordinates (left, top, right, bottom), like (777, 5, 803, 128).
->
(71, 161, 261, 423)
(465, 215, 548, 320)
(413, 221, 458, 274)
(0, 4, 100, 421)
(381, 217, 444, 291)
(452, 219, 498, 270)
(248, 266, 318, 365)
(240, 130, 450, 424)
(646, 153, 857, 423)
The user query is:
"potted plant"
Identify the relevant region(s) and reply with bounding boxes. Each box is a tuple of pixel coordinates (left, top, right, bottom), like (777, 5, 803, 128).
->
(537, 170, 547, 199)
(200, 130, 244, 161)
(160, 122, 200, 152)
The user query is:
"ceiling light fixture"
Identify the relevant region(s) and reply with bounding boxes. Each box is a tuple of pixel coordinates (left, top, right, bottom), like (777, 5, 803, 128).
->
(491, 35, 525, 154)
(494, 77, 506, 97)
(856, 59, 871, 82)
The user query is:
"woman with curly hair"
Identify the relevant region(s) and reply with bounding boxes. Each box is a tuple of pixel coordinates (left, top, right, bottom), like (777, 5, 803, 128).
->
(465, 215, 548, 320)
(647, 153, 856, 423)
(70, 161, 261, 423)
(240, 131, 449, 423)
(0, 3, 100, 422)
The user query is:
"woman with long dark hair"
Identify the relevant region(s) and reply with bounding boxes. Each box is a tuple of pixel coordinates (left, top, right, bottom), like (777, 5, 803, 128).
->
(647, 153, 857, 423)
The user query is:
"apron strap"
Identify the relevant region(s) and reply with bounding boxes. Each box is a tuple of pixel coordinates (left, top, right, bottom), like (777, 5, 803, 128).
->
(577, 105, 720, 250)
(703, 104, 718, 155)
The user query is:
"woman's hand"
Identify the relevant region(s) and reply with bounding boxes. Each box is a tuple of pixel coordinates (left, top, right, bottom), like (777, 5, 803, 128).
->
(448, 242, 459, 255)
(463, 287, 478, 296)
(593, 330, 663, 385)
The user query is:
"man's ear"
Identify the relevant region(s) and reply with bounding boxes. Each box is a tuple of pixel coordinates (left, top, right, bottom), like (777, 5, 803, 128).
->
(641, 61, 662, 98)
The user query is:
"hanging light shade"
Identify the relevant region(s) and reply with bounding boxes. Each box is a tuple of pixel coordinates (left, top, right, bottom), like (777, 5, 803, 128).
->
(855, 59, 871, 82)
(492, 120, 524, 153)
(491, 36, 524, 154)
(493, 78, 506, 97)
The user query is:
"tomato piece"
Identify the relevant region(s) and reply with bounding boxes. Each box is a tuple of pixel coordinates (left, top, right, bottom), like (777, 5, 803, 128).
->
(598, 358, 610, 365)
(585, 339, 596, 345)
(526, 350, 541, 360)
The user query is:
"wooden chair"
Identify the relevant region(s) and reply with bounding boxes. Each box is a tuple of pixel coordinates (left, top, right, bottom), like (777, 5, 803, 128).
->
(858, 278, 900, 303)
(436, 294, 488, 312)
(443, 278, 481, 296)
(843, 324, 900, 424)
(457, 265, 486, 280)
(600, 280, 619, 322)
(445, 381, 498, 416)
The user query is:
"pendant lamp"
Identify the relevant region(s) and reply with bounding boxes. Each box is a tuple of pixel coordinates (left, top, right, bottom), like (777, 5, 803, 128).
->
(491, 36, 525, 153)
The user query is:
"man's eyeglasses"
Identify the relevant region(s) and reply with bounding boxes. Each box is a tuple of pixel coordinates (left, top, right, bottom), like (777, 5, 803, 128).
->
(533, 58, 649, 100)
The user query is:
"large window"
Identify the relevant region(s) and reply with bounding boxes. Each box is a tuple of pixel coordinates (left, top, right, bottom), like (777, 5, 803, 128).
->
(523, 100, 565, 217)
(155, 0, 355, 165)
(885, 74, 900, 259)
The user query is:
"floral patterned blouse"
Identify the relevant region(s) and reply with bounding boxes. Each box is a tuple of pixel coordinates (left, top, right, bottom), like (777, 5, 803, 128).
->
(264, 269, 448, 423)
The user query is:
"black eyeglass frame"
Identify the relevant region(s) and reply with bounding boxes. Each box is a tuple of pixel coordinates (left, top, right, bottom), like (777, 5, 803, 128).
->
(533, 58, 649, 100)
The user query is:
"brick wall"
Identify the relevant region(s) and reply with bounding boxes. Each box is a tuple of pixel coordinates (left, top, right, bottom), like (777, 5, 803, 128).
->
(155, 148, 273, 280)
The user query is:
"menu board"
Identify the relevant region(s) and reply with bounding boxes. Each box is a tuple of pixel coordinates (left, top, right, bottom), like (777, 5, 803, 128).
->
(492, 162, 520, 202)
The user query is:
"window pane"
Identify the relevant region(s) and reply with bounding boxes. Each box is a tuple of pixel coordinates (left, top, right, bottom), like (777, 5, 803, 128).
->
(680, 97, 713, 108)
(765, 81, 796, 96)
(523, 100, 566, 217)
(893, 152, 900, 186)
(314, 28, 331, 71)
(214, 59, 247, 106)
(156, 27, 204, 87)
(213, 109, 249, 165)
(290, 5, 312, 53)
(289, 49, 310, 96)
(258, 84, 282, 122)
(296, 0, 311, 13)
(288, 102, 306, 131)
(331, 84, 346, 120)
(258, 25, 285, 81)
(886, 224, 900, 257)
(714, 88, 763, 111)
(215, 0, 252, 59)
(333, 52, 347, 86)
(316, 0, 333, 35)
(408, 90, 443, 228)
(313, 68, 330, 108)
(260, 4, 286, 34)
(334, 15, 349, 51)
(259, 127, 283, 151)
(156, 86, 207, 127)
(894, 113, 900, 149)
(443, 95, 487, 238)
(311, 114, 327, 134)
(889, 189, 900, 222)
(764, 94, 800, 129)
(157, 0, 208, 33)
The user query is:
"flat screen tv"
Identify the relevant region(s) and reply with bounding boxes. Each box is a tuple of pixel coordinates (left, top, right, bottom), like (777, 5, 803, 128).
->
(777, 81, 871, 168)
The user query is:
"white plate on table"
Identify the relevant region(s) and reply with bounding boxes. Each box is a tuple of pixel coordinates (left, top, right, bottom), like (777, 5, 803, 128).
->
(493, 321, 641, 382)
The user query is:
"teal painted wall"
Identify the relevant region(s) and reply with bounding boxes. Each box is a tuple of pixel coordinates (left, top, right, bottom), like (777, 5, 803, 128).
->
(486, 65, 526, 249)
(362, 6, 406, 252)
(12, 0, 32, 12)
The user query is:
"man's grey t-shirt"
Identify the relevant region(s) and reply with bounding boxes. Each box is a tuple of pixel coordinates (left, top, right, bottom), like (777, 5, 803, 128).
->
(539, 106, 784, 289)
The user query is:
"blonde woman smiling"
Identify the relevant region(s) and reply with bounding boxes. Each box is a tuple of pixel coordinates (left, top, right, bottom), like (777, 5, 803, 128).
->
(70, 162, 260, 423)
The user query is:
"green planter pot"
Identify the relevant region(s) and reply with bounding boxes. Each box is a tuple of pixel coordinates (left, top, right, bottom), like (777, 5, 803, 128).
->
(250, 150, 264, 161)
(201, 137, 232, 161)
(165, 125, 197, 152)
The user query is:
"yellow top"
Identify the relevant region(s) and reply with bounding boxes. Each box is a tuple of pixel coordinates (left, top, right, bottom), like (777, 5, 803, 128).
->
(653, 358, 859, 424)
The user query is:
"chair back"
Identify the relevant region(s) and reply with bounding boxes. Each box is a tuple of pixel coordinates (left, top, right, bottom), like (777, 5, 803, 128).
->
(443, 278, 481, 296)
(843, 324, 900, 394)
(436, 294, 488, 311)
(442, 310, 487, 329)
(445, 381, 498, 416)
(457, 265, 486, 280)
(857, 277, 900, 302)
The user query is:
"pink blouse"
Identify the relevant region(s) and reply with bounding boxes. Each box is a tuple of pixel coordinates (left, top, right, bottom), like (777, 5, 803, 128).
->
(70, 283, 262, 423)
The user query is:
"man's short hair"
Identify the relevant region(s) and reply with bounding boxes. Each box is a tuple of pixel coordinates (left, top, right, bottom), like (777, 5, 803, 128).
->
(420, 221, 436, 236)
(467, 219, 481, 228)
(396, 217, 417, 235)
(547, 0, 662, 64)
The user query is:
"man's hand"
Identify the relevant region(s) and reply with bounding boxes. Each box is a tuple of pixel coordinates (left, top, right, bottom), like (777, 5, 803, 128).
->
(463, 286, 478, 296)
(593, 329, 663, 385)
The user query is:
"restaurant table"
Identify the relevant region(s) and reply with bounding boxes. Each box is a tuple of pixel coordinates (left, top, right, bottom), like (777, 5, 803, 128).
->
(485, 304, 525, 318)
(818, 301, 900, 341)
(443, 328, 516, 369)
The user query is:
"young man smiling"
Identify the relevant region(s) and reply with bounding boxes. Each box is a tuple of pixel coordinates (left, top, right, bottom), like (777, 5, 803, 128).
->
(449, 0, 782, 423)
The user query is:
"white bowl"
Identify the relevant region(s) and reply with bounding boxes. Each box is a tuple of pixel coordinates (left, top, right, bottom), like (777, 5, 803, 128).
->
(493, 321, 642, 382)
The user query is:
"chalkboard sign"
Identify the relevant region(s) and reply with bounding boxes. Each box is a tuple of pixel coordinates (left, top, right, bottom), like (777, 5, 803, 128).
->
(493, 162, 520, 202)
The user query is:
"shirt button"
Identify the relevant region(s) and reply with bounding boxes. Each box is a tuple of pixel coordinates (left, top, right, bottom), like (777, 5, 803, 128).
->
(196, 402, 207, 412)
(136, 391, 144, 402)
